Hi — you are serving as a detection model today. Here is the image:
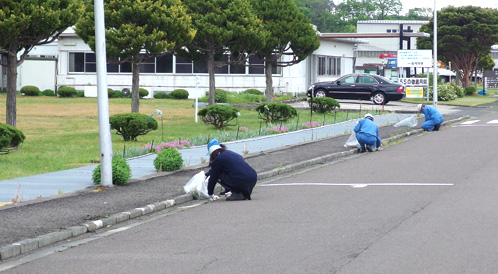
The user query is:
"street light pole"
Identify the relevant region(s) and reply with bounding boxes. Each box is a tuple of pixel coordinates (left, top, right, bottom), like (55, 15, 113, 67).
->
(94, 0, 113, 187)
(433, 0, 438, 108)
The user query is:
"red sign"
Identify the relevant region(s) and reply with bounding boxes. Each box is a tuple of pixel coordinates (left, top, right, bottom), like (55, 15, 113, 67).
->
(379, 54, 397, 59)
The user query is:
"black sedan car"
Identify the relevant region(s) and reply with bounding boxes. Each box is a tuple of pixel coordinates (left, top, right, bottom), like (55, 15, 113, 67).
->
(307, 73, 405, 105)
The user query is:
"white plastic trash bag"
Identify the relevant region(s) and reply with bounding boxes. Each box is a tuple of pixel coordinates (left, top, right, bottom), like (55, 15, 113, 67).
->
(183, 171, 210, 199)
(393, 115, 418, 128)
(344, 132, 360, 148)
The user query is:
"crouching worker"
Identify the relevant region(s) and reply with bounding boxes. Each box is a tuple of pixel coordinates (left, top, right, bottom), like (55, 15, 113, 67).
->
(354, 113, 382, 152)
(205, 139, 257, 201)
(418, 104, 443, 131)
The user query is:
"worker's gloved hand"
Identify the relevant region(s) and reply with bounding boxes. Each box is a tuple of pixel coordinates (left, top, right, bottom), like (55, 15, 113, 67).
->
(376, 147, 384, 151)
(209, 195, 219, 201)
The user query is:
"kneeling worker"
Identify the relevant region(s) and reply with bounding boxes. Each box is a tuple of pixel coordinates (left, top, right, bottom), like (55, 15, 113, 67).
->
(354, 113, 382, 152)
(205, 139, 257, 201)
(418, 104, 443, 131)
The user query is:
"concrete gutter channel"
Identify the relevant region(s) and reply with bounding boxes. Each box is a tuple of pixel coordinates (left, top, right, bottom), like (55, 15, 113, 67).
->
(0, 115, 469, 261)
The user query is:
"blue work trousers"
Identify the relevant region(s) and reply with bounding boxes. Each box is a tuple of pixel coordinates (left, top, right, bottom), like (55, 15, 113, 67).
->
(421, 120, 441, 131)
(356, 132, 380, 150)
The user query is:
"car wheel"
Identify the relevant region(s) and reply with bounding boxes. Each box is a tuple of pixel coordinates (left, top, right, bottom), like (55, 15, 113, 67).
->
(372, 92, 386, 105)
(315, 89, 326, 97)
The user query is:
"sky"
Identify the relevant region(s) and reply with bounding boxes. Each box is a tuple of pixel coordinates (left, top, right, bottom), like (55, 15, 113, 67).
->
(401, 0, 498, 13)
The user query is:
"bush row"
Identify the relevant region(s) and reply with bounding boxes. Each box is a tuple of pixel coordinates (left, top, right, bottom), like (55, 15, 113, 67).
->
(425, 83, 465, 101)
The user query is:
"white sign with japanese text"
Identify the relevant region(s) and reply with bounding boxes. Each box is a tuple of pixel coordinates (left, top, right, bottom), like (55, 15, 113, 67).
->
(399, 78, 428, 86)
(397, 50, 432, 68)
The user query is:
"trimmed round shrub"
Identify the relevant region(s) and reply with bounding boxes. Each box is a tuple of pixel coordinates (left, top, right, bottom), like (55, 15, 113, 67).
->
(242, 89, 263, 96)
(139, 88, 149, 98)
(309, 97, 340, 114)
(197, 105, 239, 129)
(109, 113, 158, 141)
(255, 102, 297, 123)
(92, 155, 131, 185)
(58, 86, 77, 98)
(41, 89, 55, 96)
(464, 86, 476, 96)
(170, 89, 189, 99)
(154, 147, 183, 172)
(0, 123, 26, 154)
(21, 85, 40, 96)
(154, 92, 171, 99)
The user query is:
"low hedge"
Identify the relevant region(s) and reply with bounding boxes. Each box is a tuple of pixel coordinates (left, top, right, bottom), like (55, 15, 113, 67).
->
(21, 85, 40, 96)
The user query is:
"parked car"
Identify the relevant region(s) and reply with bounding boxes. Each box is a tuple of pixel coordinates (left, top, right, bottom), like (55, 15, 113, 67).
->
(307, 73, 405, 105)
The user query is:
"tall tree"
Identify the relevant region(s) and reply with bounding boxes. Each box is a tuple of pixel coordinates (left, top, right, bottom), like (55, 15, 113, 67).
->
(180, 0, 268, 105)
(405, 7, 432, 20)
(76, 0, 196, 113)
(417, 6, 498, 88)
(371, 0, 402, 19)
(0, 0, 84, 127)
(251, 0, 320, 101)
(294, 0, 345, 32)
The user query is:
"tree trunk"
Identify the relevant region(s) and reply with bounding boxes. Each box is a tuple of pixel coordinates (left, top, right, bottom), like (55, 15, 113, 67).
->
(207, 51, 216, 106)
(265, 55, 273, 102)
(131, 55, 140, 113)
(6, 49, 18, 127)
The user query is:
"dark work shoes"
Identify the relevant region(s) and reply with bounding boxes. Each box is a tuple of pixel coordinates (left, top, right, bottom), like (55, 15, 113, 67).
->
(366, 145, 373, 152)
(434, 124, 440, 131)
(226, 192, 248, 201)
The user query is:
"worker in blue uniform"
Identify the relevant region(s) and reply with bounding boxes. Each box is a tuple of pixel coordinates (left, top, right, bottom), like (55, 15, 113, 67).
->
(354, 113, 382, 153)
(418, 104, 443, 131)
(205, 139, 257, 201)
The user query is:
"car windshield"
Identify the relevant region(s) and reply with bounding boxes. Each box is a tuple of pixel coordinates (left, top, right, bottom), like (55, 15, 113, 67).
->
(376, 75, 397, 84)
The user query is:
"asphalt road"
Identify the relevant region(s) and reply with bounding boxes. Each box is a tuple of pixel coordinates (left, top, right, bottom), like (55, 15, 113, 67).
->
(2, 110, 498, 273)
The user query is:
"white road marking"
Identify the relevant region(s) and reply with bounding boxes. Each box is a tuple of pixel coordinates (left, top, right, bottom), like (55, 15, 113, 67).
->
(261, 183, 453, 188)
(488, 120, 498, 124)
(460, 120, 480, 125)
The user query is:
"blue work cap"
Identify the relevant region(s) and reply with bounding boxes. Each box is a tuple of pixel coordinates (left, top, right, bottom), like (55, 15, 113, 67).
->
(207, 139, 220, 155)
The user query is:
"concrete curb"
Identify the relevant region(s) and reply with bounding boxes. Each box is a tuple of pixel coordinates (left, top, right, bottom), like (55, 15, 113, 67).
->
(0, 115, 468, 261)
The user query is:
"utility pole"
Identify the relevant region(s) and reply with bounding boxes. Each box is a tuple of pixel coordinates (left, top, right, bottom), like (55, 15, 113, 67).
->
(94, 0, 113, 187)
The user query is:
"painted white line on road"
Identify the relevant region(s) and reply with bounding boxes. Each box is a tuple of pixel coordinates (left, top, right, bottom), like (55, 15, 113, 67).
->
(460, 120, 480, 125)
(488, 120, 498, 124)
(261, 183, 453, 188)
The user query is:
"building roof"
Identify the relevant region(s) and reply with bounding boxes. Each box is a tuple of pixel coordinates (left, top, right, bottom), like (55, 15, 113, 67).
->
(357, 20, 429, 25)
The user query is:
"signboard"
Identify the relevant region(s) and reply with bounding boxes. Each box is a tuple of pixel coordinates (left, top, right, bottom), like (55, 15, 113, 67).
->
(406, 87, 424, 98)
(484, 70, 498, 89)
(399, 78, 428, 86)
(397, 50, 432, 68)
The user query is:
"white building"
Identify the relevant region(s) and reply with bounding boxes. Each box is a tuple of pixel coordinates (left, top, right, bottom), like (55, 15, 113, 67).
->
(52, 27, 364, 98)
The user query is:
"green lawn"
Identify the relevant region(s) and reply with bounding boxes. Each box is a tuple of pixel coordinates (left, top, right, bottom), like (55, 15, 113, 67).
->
(0, 95, 365, 180)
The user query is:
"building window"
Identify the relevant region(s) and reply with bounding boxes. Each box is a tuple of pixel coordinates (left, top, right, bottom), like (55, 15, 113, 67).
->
(175, 56, 193, 73)
(139, 54, 155, 73)
(248, 55, 264, 74)
(318, 56, 341, 76)
(68, 52, 270, 75)
(69, 52, 85, 72)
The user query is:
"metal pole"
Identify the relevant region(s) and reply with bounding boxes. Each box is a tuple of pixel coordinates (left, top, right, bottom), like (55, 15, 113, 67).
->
(433, 0, 438, 108)
(94, 0, 113, 187)
(195, 75, 199, 123)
